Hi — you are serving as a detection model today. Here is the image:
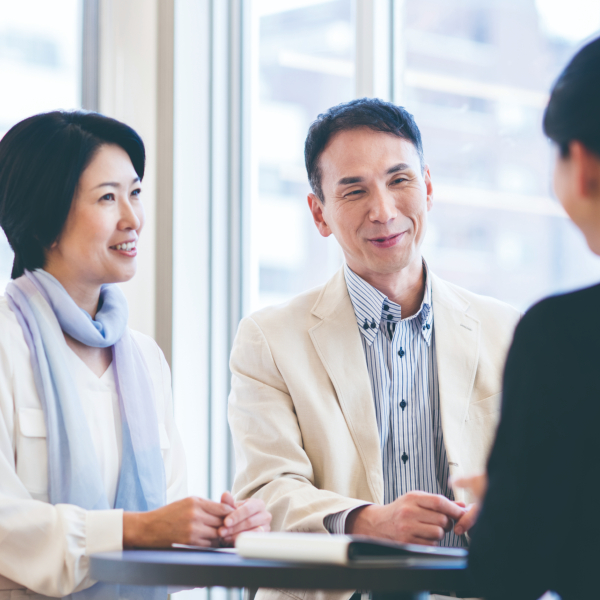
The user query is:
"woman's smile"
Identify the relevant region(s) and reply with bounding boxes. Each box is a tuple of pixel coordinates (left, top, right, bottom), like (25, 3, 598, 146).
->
(110, 239, 138, 257)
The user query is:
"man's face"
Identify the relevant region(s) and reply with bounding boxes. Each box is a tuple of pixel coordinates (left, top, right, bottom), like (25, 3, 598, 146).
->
(308, 127, 433, 279)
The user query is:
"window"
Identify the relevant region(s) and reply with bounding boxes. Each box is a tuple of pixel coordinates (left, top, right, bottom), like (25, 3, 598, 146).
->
(249, 0, 353, 311)
(0, 0, 82, 289)
(400, 0, 600, 309)
(247, 0, 600, 314)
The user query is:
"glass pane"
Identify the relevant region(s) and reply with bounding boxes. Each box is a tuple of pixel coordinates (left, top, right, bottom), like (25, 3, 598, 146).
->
(0, 0, 82, 290)
(249, 0, 354, 312)
(397, 0, 600, 310)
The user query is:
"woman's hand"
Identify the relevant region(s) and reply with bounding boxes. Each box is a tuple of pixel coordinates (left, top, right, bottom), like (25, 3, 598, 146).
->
(217, 491, 272, 546)
(123, 496, 235, 548)
(451, 474, 488, 536)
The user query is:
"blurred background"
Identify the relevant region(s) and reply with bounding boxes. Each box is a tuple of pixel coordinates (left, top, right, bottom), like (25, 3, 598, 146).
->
(1, 2, 599, 583)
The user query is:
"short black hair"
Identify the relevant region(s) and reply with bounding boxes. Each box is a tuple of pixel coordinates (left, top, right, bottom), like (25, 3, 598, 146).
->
(0, 110, 145, 278)
(543, 36, 600, 158)
(304, 98, 424, 202)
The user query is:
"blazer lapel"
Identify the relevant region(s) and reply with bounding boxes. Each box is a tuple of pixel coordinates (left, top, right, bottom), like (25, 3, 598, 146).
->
(308, 269, 384, 505)
(432, 275, 480, 501)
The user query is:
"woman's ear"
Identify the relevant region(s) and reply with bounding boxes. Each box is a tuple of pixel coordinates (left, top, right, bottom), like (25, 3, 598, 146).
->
(570, 141, 600, 200)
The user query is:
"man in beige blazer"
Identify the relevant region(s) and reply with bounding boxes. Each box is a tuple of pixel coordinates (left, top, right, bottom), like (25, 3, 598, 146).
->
(227, 98, 520, 599)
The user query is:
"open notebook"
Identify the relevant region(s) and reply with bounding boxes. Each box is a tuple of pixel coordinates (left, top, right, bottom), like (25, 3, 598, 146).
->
(235, 533, 467, 565)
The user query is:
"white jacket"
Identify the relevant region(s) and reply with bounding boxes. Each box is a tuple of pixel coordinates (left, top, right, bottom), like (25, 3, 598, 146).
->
(0, 296, 187, 599)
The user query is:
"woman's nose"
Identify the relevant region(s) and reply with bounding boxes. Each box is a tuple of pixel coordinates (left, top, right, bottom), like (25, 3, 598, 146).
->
(119, 199, 141, 230)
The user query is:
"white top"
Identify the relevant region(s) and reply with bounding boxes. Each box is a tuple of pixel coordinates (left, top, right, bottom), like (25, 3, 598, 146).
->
(0, 296, 188, 599)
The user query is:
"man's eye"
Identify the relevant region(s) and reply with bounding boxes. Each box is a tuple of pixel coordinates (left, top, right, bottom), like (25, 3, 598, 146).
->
(392, 178, 407, 185)
(345, 189, 364, 198)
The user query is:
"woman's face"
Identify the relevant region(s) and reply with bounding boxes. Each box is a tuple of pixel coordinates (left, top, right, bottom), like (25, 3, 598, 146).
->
(553, 141, 600, 255)
(45, 143, 145, 286)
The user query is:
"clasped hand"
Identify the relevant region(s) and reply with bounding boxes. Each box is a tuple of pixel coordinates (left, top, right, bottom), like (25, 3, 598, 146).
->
(123, 491, 272, 548)
(346, 490, 477, 545)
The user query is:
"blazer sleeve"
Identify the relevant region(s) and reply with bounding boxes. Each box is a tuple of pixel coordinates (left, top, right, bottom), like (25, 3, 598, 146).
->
(0, 311, 122, 597)
(228, 316, 369, 533)
(466, 298, 599, 599)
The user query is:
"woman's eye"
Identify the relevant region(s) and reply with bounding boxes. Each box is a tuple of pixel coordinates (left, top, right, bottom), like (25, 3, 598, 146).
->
(100, 193, 115, 201)
(131, 188, 142, 197)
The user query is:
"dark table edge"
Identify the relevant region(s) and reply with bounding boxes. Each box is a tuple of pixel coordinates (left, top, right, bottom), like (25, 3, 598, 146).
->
(89, 550, 479, 595)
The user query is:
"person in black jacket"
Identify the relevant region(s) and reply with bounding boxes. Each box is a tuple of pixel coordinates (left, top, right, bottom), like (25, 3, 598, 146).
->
(453, 36, 600, 600)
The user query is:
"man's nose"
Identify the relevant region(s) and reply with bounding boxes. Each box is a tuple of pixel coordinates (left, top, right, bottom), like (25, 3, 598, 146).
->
(369, 187, 397, 224)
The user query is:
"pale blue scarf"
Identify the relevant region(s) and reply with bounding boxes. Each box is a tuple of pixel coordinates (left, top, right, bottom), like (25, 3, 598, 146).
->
(6, 269, 166, 512)
(6, 269, 167, 599)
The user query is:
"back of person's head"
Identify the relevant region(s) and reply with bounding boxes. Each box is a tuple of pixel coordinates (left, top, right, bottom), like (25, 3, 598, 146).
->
(0, 110, 145, 279)
(543, 36, 600, 158)
(304, 98, 424, 202)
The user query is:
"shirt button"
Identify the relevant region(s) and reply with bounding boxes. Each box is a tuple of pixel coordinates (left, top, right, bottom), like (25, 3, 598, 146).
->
(402, 452, 409, 464)
(398, 348, 405, 357)
(383, 304, 389, 311)
(400, 400, 407, 410)
(387, 314, 393, 320)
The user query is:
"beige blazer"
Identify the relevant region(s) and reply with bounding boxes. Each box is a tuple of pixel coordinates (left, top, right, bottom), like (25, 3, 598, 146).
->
(229, 268, 519, 600)
(229, 267, 520, 532)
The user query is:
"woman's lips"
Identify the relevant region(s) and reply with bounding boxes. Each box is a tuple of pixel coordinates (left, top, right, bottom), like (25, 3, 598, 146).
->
(368, 232, 405, 249)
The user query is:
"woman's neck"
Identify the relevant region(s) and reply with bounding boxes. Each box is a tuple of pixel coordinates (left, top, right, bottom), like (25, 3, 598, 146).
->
(42, 265, 102, 319)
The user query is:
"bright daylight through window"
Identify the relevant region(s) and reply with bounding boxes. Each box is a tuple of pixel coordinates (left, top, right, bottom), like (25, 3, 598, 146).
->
(250, 0, 600, 313)
(0, 0, 81, 292)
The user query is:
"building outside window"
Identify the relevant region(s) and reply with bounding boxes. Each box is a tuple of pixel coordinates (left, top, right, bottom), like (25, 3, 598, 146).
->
(249, 0, 600, 313)
(250, 0, 353, 311)
(0, 0, 82, 291)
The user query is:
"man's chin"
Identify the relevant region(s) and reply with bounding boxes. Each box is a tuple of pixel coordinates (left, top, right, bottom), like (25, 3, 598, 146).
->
(364, 254, 414, 276)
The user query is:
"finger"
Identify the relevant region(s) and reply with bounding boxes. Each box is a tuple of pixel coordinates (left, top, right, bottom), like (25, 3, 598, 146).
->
(199, 498, 235, 517)
(220, 511, 272, 538)
(455, 501, 466, 508)
(454, 505, 479, 536)
(191, 524, 222, 543)
(223, 498, 266, 528)
(416, 494, 466, 520)
(222, 523, 270, 546)
(221, 491, 236, 508)
(414, 508, 452, 531)
(191, 512, 225, 528)
(452, 475, 488, 502)
(411, 524, 446, 543)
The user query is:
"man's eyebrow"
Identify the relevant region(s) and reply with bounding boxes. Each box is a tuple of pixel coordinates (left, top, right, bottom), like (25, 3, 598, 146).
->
(386, 163, 411, 175)
(337, 176, 364, 186)
(93, 177, 140, 190)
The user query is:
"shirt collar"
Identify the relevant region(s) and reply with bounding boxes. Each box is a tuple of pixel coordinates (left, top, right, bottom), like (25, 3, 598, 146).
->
(344, 262, 433, 346)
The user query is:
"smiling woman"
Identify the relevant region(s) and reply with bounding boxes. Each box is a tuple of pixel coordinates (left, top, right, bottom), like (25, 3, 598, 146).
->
(0, 111, 271, 600)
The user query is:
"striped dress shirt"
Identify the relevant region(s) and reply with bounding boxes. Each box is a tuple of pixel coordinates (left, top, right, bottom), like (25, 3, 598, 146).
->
(323, 263, 466, 548)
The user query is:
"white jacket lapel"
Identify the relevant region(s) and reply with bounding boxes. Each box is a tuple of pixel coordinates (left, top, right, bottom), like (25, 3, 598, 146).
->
(308, 269, 384, 505)
(432, 275, 480, 502)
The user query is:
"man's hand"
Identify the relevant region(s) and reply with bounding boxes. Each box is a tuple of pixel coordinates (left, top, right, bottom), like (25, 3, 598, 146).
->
(217, 491, 272, 546)
(345, 491, 467, 546)
(451, 474, 489, 536)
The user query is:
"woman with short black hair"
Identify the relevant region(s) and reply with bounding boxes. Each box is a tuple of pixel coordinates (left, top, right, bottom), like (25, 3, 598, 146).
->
(0, 111, 271, 599)
(454, 36, 600, 600)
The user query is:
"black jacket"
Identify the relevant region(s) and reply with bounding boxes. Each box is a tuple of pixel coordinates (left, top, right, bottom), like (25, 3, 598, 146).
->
(467, 283, 600, 600)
